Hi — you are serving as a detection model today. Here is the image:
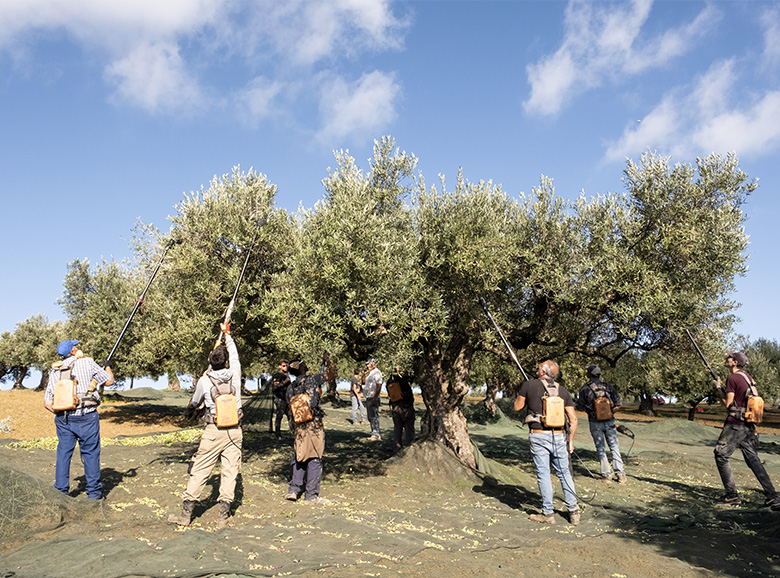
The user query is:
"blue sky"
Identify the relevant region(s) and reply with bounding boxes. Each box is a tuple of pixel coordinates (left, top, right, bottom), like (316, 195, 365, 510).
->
(2, 0, 780, 354)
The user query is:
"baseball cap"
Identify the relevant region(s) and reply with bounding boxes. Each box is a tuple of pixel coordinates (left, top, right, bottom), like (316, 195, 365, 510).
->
(587, 365, 601, 376)
(56, 339, 79, 357)
(726, 351, 749, 367)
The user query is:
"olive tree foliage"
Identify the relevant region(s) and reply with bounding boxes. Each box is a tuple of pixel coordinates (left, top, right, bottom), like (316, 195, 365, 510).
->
(0, 316, 65, 389)
(58, 258, 141, 383)
(264, 138, 427, 371)
(739, 338, 780, 402)
(137, 167, 293, 386)
(485, 152, 752, 389)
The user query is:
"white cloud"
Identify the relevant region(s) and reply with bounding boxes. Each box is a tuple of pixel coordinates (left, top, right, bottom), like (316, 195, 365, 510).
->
(693, 91, 780, 156)
(760, 5, 780, 67)
(0, 0, 227, 50)
(0, 0, 408, 130)
(604, 60, 780, 163)
(603, 96, 681, 162)
(255, 0, 406, 66)
(317, 71, 400, 144)
(524, 0, 719, 117)
(236, 76, 286, 126)
(105, 41, 204, 114)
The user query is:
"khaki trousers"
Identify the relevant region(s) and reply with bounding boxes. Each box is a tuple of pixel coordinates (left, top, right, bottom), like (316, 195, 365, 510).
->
(184, 423, 242, 503)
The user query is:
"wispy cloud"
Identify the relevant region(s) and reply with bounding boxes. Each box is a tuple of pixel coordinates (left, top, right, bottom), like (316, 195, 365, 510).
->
(0, 0, 408, 138)
(236, 76, 286, 127)
(317, 71, 401, 144)
(105, 41, 205, 115)
(760, 5, 780, 68)
(253, 0, 406, 66)
(524, 0, 719, 117)
(604, 59, 780, 163)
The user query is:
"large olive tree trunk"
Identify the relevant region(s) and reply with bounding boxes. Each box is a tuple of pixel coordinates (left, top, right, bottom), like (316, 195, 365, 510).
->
(639, 392, 655, 416)
(168, 371, 181, 391)
(12, 366, 29, 390)
(414, 336, 475, 470)
(322, 351, 341, 404)
(34, 369, 48, 391)
(482, 376, 500, 416)
(687, 396, 706, 421)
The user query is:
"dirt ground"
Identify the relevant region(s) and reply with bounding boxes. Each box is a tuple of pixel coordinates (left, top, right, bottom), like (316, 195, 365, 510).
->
(1, 388, 780, 578)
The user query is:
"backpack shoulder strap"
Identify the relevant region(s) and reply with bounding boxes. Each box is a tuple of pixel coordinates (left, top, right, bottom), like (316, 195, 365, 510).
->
(543, 379, 560, 397)
(208, 375, 234, 397)
(736, 370, 758, 397)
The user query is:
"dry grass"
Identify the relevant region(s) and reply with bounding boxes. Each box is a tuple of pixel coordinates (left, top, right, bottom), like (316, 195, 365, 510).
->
(4, 389, 780, 442)
(0, 389, 185, 441)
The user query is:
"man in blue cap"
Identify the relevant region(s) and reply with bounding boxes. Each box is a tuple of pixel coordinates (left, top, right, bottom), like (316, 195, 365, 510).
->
(44, 338, 114, 499)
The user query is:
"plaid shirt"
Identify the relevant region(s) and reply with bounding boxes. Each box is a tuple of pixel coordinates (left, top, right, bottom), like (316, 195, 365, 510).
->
(45, 355, 111, 416)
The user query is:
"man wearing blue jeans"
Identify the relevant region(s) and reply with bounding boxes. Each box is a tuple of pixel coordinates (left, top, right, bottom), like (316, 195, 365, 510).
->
(515, 360, 580, 525)
(576, 365, 626, 483)
(44, 339, 114, 500)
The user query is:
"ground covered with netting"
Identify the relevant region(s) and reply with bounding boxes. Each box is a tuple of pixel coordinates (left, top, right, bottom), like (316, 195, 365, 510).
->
(2, 388, 779, 578)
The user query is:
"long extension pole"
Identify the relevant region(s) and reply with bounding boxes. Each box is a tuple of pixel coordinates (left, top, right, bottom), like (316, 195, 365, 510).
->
(684, 328, 725, 401)
(214, 217, 267, 349)
(684, 328, 719, 381)
(479, 296, 530, 381)
(103, 237, 180, 368)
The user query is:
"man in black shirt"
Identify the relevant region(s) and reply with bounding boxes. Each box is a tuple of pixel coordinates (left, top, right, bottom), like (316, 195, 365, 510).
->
(387, 367, 415, 450)
(272, 359, 291, 441)
(515, 360, 580, 525)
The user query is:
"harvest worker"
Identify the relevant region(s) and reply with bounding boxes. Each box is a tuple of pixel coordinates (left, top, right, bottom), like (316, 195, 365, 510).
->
(713, 351, 780, 509)
(285, 360, 329, 504)
(350, 367, 366, 425)
(44, 338, 114, 500)
(386, 367, 415, 451)
(272, 358, 292, 441)
(363, 359, 383, 441)
(515, 360, 580, 525)
(169, 323, 243, 528)
(576, 365, 626, 484)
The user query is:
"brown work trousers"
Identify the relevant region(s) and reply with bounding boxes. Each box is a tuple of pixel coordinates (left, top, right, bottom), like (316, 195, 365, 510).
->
(184, 423, 243, 504)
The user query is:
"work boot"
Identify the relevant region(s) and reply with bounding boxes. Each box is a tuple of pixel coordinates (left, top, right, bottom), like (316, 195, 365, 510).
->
(716, 494, 742, 506)
(303, 496, 331, 505)
(285, 492, 299, 501)
(616, 474, 627, 484)
(168, 500, 196, 526)
(761, 494, 780, 508)
(217, 501, 231, 528)
(568, 510, 581, 526)
(528, 513, 555, 524)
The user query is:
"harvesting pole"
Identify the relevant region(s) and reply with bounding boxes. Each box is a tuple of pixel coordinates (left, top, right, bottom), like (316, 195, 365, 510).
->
(479, 296, 530, 381)
(214, 216, 267, 349)
(103, 237, 181, 368)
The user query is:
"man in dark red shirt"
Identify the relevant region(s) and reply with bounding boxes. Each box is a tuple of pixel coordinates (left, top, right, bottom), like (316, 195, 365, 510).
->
(713, 351, 780, 509)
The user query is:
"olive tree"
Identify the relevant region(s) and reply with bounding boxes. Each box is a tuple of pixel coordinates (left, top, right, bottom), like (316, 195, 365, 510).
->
(0, 315, 64, 389)
(140, 167, 293, 387)
(58, 258, 141, 385)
